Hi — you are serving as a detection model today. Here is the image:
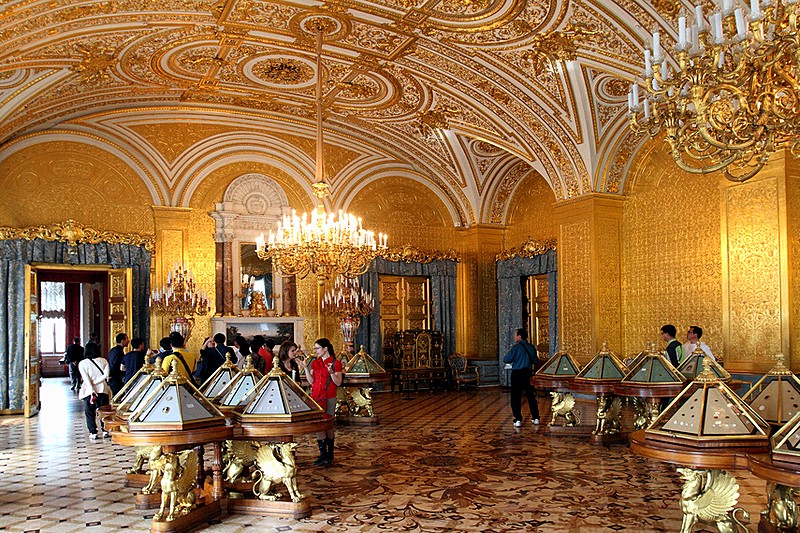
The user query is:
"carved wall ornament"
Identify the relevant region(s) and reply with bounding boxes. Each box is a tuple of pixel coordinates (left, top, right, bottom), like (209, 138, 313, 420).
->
(378, 245, 460, 263)
(0, 220, 155, 252)
(412, 105, 462, 138)
(522, 25, 602, 75)
(496, 238, 557, 261)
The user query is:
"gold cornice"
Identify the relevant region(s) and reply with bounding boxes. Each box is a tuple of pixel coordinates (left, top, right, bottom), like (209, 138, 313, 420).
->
(378, 245, 460, 263)
(496, 237, 557, 261)
(0, 220, 155, 252)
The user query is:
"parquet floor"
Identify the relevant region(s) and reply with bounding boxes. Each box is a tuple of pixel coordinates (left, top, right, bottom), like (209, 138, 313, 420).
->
(0, 378, 768, 532)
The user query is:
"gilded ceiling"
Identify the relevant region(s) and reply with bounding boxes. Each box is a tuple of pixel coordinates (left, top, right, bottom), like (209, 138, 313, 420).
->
(0, 0, 677, 226)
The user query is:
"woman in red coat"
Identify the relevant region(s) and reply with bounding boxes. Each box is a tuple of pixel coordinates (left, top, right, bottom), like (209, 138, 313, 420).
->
(297, 338, 342, 466)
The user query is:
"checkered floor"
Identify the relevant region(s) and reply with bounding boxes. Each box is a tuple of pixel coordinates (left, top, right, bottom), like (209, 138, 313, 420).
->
(0, 378, 769, 532)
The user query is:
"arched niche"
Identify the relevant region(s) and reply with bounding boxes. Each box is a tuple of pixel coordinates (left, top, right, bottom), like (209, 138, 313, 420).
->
(210, 173, 292, 317)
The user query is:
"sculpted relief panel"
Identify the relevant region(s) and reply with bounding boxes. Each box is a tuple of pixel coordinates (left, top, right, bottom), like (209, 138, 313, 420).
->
(0, 140, 154, 234)
(504, 170, 557, 247)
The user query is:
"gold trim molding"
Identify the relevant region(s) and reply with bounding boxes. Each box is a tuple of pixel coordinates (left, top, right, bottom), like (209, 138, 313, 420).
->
(378, 245, 460, 263)
(496, 238, 557, 261)
(0, 220, 155, 252)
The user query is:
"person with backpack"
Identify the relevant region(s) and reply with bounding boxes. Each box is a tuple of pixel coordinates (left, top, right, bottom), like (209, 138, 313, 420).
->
(77, 342, 112, 440)
(503, 328, 540, 427)
(162, 331, 197, 383)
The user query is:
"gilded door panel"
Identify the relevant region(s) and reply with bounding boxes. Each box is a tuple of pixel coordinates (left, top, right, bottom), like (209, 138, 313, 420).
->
(526, 274, 550, 354)
(24, 266, 40, 418)
(108, 269, 132, 340)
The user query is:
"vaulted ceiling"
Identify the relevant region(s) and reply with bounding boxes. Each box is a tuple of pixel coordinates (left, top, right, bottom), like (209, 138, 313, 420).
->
(0, 0, 678, 225)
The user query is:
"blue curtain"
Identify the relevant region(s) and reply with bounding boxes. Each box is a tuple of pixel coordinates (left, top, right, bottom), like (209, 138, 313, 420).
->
(355, 258, 458, 365)
(0, 239, 151, 410)
(496, 249, 558, 386)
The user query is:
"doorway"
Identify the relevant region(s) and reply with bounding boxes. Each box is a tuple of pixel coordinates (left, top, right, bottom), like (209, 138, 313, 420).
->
(523, 274, 551, 359)
(378, 275, 431, 359)
(24, 265, 132, 417)
(36, 268, 108, 377)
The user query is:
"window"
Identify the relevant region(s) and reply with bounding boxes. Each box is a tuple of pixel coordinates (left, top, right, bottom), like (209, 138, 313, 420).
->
(39, 281, 66, 354)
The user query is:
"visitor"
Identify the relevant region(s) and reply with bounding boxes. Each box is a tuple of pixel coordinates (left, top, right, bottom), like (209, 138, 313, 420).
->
(503, 328, 540, 427)
(77, 342, 112, 440)
(298, 338, 342, 465)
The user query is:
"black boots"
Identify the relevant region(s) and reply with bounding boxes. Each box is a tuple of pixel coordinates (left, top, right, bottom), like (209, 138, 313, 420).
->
(314, 437, 335, 466)
(313, 439, 326, 466)
(324, 437, 334, 465)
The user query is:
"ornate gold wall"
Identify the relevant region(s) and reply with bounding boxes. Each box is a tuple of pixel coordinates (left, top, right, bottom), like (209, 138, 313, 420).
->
(622, 142, 724, 362)
(349, 176, 457, 249)
(0, 140, 154, 235)
(504, 171, 558, 248)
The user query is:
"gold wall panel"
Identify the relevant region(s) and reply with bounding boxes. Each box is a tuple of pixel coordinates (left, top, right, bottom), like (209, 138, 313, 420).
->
(722, 177, 782, 368)
(788, 161, 800, 369)
(622, 142, 723, 361)
(596, 216, 622, 352)
(186, 208, 217, 353)
(456, 226, 503, 360)
(504, 171, 558, 248)
(0, 141, 154, 235)
(558, 219, 592, 358)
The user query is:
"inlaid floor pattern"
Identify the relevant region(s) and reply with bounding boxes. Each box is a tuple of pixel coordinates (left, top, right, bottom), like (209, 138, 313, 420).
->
(0, 379, 766, 532)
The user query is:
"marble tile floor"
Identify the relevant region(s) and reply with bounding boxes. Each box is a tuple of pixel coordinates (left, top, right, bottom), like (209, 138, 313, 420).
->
(0, 378, 771, 532)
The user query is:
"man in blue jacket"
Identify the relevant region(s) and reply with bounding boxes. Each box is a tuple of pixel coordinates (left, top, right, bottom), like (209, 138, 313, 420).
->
(503, 328, 540, 427)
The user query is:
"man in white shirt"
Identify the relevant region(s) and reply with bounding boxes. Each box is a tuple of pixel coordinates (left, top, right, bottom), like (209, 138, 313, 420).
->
(681, 325, 715, 362)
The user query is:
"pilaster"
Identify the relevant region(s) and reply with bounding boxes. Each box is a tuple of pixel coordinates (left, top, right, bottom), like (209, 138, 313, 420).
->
(721, 151, 800, 372)
(456, 225, 504, 360)
(151, 206, 193, 347)
(554, 194, 624, 360)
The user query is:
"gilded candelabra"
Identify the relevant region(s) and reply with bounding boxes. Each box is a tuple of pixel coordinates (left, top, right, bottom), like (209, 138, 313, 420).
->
(321, 275, 374, 355)
(628, 0, 800, 182)
(150, 264, 210, 341)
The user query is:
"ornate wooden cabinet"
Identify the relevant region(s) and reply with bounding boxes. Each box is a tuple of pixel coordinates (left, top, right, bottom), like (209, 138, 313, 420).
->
(388, 330, 446, 392)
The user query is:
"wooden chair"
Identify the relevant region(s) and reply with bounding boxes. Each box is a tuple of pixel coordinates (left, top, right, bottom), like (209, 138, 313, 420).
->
(448, 354, 480, 391)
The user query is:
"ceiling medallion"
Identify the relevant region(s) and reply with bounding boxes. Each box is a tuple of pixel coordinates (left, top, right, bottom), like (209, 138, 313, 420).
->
(252, 58, 313, 85)
(290, 11, 351, 42)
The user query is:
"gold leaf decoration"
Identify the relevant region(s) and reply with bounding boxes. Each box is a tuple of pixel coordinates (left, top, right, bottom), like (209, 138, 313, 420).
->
(496, 237, 557, 261)
(378, 245, 460, 263)
(0, 220, 155, 252)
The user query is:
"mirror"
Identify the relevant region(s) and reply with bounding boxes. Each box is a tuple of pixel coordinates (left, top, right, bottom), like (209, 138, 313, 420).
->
(240, 243, 274, 311)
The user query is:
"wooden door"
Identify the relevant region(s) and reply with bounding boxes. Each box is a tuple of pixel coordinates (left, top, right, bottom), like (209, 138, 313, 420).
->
(379, 275, 431, 352)
(525, 274, 550, 356)
(24, 266, 40, 418)
(107, 269, 132, 342)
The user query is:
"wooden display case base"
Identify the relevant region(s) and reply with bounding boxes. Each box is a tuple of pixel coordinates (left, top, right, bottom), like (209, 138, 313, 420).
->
(226, 496, 311, 519)
(135, 492, 162, 510)
(125, 472, 150, 489)
(588, 432, 627, 446)
(150, 499, 221, 533)
(544, 424, 593, 437)
(336, 415, 380, 426)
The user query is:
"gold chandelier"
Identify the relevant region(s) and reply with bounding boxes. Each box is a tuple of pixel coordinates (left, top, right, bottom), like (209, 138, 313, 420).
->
(628, 0, 800, 182)
(150, 264, 210, 341)
(255, 21, 387, 282)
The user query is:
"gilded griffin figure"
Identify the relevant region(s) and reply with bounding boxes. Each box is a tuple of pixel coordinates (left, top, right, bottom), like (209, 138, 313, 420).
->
(549, 392, 580, 427)
(223, 440, 260, 483)
(252, 442, 304, 502)
(128, 445, 162, 475)
(337, 387, 374, 417)
(153, 450, 198, 522)
(764, 481, 799, 530)
(677, 468, 750, 533)
(593, 395, 622, 435)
